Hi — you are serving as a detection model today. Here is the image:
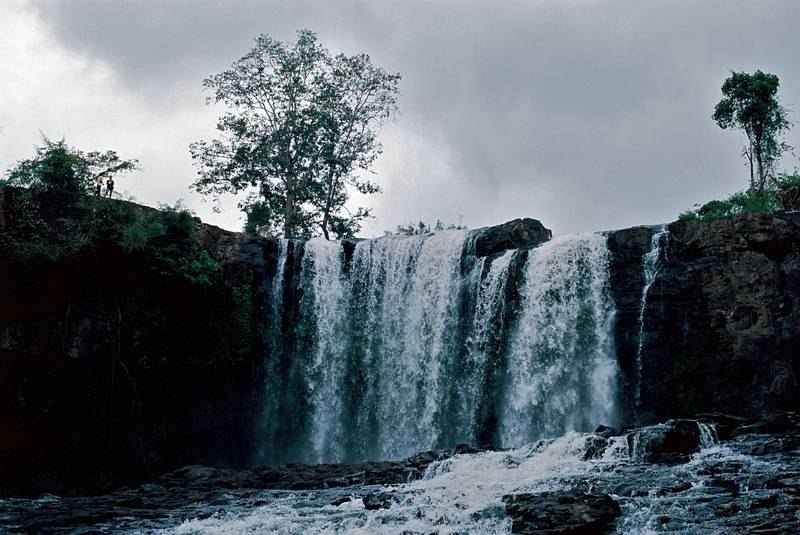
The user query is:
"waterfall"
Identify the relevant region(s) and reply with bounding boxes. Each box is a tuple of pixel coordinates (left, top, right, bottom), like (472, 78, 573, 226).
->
(271, 240, 289, 326)
(457, 250, 515, 445)
(255, 240, 291, 464)
(634, 225, 669, 419)
(349, 230, 468, 459)
(263, 230, 619, 463)
(498, 234, 617, 447)
(302, 238, 350, 462)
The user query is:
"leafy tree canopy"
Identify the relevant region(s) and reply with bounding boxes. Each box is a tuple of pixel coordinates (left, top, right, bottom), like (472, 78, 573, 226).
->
(5, 135, 139, 195)
(190, 29, 400, 239)
(712, 70, 791, 192)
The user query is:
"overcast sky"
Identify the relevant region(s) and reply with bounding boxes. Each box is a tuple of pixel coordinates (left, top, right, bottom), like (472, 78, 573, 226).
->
(2, 0, 799, 236)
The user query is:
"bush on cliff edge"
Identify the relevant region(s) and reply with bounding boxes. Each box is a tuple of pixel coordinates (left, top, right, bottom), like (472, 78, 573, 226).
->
(0, 187, 218, 286)
(679, 174, 800, 221)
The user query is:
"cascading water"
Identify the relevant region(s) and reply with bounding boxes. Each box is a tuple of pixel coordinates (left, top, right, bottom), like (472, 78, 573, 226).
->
(303, 238, 350, 463)
(263, 229, 620, 463)
(256, 239, 291, 464)
(633, 225, 669, 420)
(499, 234, 617, 446)
(167, 422, 781, 535)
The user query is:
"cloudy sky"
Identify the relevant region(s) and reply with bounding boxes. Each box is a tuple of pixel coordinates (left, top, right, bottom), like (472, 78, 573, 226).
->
(2, 0, 799, 236)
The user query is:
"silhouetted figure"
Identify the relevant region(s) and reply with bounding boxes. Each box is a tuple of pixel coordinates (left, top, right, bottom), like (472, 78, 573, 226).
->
(106, 177, 115, 198)
(95, 175, 104, 196)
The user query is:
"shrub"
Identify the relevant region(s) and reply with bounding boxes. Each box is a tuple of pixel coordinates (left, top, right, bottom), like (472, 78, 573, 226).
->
(1, 189, 218, 286)
(679, 188, 782, 221)
(5, 135, 139, 195)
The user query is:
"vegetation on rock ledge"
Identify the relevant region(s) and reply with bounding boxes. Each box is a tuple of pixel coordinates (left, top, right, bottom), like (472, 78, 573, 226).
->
(0, 187, 219, 286)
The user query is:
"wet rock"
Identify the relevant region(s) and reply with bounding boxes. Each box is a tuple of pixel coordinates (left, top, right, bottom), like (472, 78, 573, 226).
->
(629, 419, 704, 463)
(695, 413, 749, 440)
(657, 479, 693, 496)
(330, 495, 353, 506)
(732, 412, 800, 437)
(582, 436, 609, 460)
(473, 218, 551, 257)
(503, 491, 620, 534)
(751, 494, 779, 509)
(594, 425, 620, 438)
(363, 492, 394, 510)
(705, 477, 740, 494)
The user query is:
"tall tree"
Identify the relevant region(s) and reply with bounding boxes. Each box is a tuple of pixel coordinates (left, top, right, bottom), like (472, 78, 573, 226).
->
(190, 29, 400, 239)
(713, 70, 791, 192)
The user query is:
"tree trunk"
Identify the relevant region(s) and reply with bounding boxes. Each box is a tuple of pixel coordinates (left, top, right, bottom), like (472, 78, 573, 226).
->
(320, 167, 336, 241)
(284, 174, 294, 239)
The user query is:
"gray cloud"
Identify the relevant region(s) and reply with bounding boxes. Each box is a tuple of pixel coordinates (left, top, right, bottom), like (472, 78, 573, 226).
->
(7, 0, 800, 235)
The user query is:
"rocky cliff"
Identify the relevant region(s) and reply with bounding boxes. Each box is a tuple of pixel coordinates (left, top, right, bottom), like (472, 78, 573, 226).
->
(0, 189, 549, 495)
(608, 213, 800, 424)
(0, 188, 279, 495)
(2, 186, 799, 497)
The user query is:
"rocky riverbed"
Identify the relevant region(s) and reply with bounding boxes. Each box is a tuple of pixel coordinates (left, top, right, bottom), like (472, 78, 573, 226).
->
(3, 413, 799, 534)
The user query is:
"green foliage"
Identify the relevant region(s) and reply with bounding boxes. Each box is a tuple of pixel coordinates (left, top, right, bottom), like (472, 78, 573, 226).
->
(1, 190, 218, 286)
(191, 29, 400, 240)
(122, 201, 218, 286)
(390, 219, 468, 236)
(679, 188, 781, 221)
(0, 188, 86, 263)
(777, 173, 800, 191)
(712, 70, 792, 192)
(5, 135, 139, 195)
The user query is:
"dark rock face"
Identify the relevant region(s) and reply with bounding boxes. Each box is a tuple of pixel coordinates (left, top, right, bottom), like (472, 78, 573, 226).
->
(608, 213, 800, 424)
(0, 189, 279, 496)
(628, 419, 704, 464)
(473, 217, 552, 257)
(503, 491, 621, 534)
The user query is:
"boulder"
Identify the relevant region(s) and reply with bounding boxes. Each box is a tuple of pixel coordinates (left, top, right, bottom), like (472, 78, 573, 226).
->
(628, 419, 703, 464)
(503, 491, 620, 534)
(362, 492, 394, 510)
(473, 218, 551, 257)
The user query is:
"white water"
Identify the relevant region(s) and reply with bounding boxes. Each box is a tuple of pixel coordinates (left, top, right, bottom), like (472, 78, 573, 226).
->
(303, 238, 351, 463)
(168, 426, 759, 535)
(634, 226, 669, 418)
(276, 230, 620, 462)
(350, 230, 468, 459)
(456, 250, 515, 440)
(499, 234, 617, 446)
(272, 240, 289, 322)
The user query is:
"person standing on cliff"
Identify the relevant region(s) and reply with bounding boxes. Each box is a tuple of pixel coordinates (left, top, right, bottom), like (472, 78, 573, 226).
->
(95, 174, 104, 196)
(105, 176, 115, 198)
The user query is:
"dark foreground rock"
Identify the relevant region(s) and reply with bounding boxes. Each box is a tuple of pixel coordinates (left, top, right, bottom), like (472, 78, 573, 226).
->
(0, 444, 476, 533)
(473, 217, 552, 257)
(156, 443, 478, 492)
(2, 418, 799, 533)
(503, 491, 621, 534)
(628, 419, 706, 464)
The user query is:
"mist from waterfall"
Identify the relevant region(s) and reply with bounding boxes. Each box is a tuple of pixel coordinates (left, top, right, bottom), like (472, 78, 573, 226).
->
(262, 230, 620, 463)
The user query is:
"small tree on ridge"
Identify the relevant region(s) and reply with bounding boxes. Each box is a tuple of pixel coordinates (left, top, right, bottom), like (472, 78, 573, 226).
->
(712, 70, 791, 192)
